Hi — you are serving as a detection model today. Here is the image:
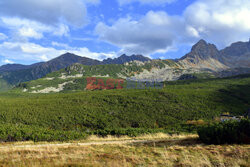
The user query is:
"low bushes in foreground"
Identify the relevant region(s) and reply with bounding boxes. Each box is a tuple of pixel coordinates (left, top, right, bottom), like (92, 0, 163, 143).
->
(92, 128, 171, 137)
(0, 125, 186, 142)
(198, 119, 250, 144)
(0, 125, 87, 142)
(0, 124, 174, 142)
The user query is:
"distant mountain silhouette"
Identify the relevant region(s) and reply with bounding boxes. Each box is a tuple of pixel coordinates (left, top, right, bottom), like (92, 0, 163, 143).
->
(103, 54, 150, 64)
(0, 62, 44, 72)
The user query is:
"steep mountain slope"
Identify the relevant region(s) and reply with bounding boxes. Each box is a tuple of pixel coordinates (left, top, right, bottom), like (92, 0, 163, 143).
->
(220, 40, 250, 68)
(28, 53, 102, 79)
(178, 40, 228, 70)
(129, 40, 227, 81)
(0, 53, 102, 85)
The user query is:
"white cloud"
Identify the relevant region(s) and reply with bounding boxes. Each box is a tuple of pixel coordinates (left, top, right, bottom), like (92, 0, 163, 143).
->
(186, 26, 200, 38)
(18, 27, 43, 39)
(1, 17, 69, 40)
(2, 59, 14, 64)
(0, 33, 8, 40)
(0, 41, 116, 63)
(96, 0, 250, 55)
(69, 48, 117, 61)
(118, 0, 176, 6)
(0, 0, 98, 41)
(95, 11, 183, 55)
(52, 24, 69, 37)
(184, 0, 250, 47)
(0, 0, 87, 27)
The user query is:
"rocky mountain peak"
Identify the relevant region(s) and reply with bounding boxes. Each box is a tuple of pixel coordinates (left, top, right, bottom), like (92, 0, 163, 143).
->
(193, 40, 218, 54)
(50, 53, 81, 61)
(181, 39, 220, 61)
(178, 39, 226, 70)
(192, 39, 207, 49)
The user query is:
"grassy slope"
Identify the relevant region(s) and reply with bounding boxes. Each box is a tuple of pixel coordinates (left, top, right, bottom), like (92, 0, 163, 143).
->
(14, 63, 143, 93)
(0, 135, 249, 166)
(15, 60, 213, 93)
(0, 75, 249, 140)
(56, 60, 180, 79)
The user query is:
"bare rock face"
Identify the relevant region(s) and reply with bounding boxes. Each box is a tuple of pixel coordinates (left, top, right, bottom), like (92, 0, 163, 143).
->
(184, 39, 220, 60)
(129, 67, 202, 82)
(178, 40, 228, 71)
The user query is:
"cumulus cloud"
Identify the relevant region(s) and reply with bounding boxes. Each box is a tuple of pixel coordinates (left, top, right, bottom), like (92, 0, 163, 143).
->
(95, 11, 184, 55)
(0, 41, 116, 64)
(96, 0, 250, 55)
(184, 0, 250, 47)
(0, 0, 98, 41)
(18, 27, 43, 39)
(0, 0, 88, 27)
(118, 0, 176, 6)
(1, 17, 69, 40)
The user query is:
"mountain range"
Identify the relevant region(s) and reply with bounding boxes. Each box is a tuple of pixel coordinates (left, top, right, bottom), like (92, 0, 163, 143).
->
(1, 39, 250, 92)
(179, 39, 250, 70)
(0, 53, 149, 86)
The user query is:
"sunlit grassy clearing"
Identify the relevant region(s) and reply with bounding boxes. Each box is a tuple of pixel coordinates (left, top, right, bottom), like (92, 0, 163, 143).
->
(0, 135, 249, 167)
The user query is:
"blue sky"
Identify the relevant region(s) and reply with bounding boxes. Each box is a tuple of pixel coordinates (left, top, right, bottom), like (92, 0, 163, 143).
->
(0, 0, 249, 65)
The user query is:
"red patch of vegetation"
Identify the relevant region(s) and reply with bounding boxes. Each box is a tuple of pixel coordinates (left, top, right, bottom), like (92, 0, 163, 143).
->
(86, 77, 124, 90)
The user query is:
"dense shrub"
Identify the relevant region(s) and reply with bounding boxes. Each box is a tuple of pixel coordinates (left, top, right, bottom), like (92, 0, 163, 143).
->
(198, 119, 250, 144)
(0, 75, 249, 142)
(0, 125, 87, 142)
(92, 128, 170, 137)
